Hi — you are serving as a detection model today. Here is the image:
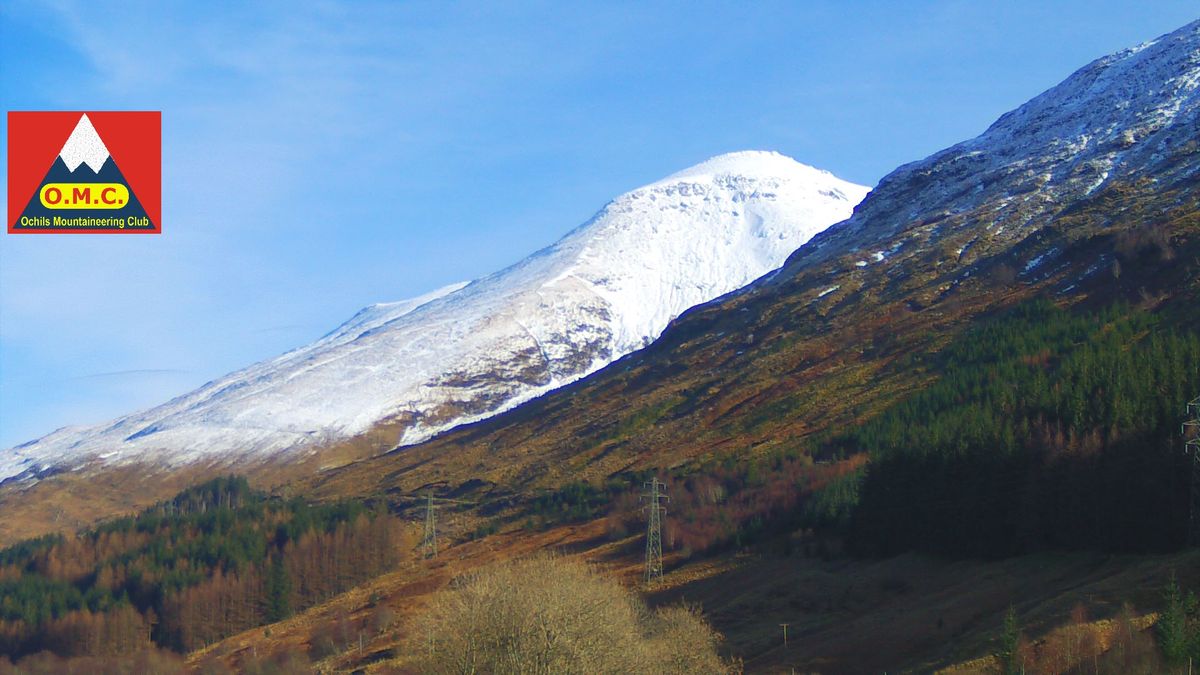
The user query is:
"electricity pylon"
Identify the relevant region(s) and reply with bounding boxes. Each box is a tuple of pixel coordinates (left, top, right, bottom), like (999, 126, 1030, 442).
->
(404, 490, 476, 559)
(422, 491, 438, 559)
(641, 477, 668, 584)
(1184, 396, 1200, 546)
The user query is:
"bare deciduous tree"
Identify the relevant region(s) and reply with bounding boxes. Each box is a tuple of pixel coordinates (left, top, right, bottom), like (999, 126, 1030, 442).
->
(409, 554, 735, 674)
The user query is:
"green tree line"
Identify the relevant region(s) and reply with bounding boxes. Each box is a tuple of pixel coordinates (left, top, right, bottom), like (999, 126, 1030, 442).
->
(815, 300, 1200, 557)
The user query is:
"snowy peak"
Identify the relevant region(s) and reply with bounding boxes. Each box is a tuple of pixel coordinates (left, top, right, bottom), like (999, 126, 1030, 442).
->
(536, 152, 869, 358)
(649, 151, 862, 206)
(660, 150, 841, 184)
(3, 152, 867, 480)
(59, 114, 111, 173)
(791, 19, 1200, 268)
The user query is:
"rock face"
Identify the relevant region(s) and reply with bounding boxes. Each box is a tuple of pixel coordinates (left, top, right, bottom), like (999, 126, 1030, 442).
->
(4, 151, 868, 480)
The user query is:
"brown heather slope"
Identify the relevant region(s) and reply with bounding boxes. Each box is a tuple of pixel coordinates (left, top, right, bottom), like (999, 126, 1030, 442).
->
(655, 545, 1196, 673)
(180, 509, 1200, 674)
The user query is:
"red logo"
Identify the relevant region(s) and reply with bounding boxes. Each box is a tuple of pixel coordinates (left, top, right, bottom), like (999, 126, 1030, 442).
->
(7, 111, 161, 234)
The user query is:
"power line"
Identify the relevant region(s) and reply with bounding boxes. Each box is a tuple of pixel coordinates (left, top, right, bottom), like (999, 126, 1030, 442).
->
(642, 477, 668, 584)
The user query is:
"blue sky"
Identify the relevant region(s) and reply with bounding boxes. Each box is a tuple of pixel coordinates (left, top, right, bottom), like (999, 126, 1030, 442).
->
(0, 1, 1196, 448)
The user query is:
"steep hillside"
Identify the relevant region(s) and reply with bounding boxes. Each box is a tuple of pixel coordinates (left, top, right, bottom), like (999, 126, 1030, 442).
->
(4, 152, 866, 483)
(296, 21, 1200, 508)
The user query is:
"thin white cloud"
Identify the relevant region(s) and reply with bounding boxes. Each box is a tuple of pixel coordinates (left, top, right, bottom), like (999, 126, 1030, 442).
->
(64, 368, 190, 382)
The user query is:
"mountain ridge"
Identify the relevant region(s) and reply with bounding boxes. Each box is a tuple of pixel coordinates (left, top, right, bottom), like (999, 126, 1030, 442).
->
(288, 19, 1200, 508)
(784, 19, 1200, 273)
(4, 150, 868, 483)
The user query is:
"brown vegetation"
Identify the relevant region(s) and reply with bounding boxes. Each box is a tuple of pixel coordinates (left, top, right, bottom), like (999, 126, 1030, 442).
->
(409, 554, 734, 674)
(0, 479, 409, 660)
(0, 647, 185, 675)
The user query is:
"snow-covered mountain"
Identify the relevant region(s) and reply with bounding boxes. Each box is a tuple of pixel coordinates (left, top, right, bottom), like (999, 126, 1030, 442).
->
(4, 151, 868, 480)
(787, 19, 1200, 273)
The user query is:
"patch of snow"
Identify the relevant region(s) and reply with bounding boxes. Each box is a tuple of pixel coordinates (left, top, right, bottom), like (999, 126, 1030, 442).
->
(1024, 248, 1058, 273)
(1085, 169, 1111, 195)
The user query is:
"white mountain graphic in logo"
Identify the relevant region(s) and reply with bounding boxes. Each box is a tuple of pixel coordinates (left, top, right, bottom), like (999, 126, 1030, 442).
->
(58, 114, 111, 173)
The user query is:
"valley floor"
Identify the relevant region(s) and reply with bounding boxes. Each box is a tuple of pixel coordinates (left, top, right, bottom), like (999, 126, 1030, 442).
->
(185, 515, 1196, 674)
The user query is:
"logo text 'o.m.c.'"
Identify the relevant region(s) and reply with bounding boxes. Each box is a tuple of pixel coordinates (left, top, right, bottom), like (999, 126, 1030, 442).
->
(39, 183, 129, 209)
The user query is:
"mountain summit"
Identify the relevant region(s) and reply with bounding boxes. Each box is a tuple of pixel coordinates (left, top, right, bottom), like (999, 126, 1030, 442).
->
(4, 151, 867, 480)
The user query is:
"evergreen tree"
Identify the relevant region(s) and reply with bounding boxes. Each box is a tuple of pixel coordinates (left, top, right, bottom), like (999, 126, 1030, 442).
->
(265, 555, 291, 623)
(1158, 573, 1196, 666)
(996, 605, 1023, 675)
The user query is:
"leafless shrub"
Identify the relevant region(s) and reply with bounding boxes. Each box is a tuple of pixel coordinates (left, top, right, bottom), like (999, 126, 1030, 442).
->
(407, 553, 735, 674)
(643, 603, 731, 675)
(370, 605, 396, 635)
(196, 652, 235, 675)
(1100, 604, 1162, 675)
(307, 619, 341, 661)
